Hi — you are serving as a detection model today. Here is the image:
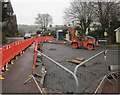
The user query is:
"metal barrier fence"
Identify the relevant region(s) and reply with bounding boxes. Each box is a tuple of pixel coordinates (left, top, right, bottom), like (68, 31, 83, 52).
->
(23, 36, 54, 93)
(74, 50, 108, 75)
(36, 50, 79, 93)
(73, 50, 108, 93)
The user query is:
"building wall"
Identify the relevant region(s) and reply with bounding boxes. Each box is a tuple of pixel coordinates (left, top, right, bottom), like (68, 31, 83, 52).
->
(2, 1, 18, 37)
(116, 28, 120, 43)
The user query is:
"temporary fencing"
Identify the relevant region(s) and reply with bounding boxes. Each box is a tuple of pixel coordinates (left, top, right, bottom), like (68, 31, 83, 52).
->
(0, 36, 54, 71)
(24, 36, 54, 93)
(32, 36, 54, 74)
(33, 40, 38, 74)
(36, 36, 53, 42)
(0, 37, 35, 71)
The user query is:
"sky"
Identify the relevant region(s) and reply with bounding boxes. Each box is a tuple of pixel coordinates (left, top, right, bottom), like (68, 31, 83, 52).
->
(10, 0, 72, 25)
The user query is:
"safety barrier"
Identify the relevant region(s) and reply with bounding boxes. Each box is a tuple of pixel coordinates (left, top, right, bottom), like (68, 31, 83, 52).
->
(0, 36, 54, 71)
(74, 50, 107, 75)
(36, 36, 53, 42)
(23, 36, 54, 93)
(37, 50, 79, 93)
(0, 37, 36, 70)
(32, 36, 54, 74)
(73, 50, 108, 93)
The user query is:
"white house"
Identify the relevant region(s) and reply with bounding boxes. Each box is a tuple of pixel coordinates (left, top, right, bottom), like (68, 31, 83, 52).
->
(114, 27, 120, 43)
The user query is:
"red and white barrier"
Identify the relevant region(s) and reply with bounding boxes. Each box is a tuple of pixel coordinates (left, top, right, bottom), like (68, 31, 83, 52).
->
(0, 36, 54, 74)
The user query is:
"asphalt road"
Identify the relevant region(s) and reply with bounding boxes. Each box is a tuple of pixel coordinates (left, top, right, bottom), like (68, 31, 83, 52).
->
(41, 43, 119, 93)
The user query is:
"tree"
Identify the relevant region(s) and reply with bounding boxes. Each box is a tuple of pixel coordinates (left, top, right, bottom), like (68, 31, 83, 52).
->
(35, 13, 53, 31)
(36, 30, 42, 34)
(64, 0, 93, 36)
(90, 1, 120, 43)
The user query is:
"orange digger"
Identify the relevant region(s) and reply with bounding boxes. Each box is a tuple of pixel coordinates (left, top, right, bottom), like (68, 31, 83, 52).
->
(71, 27, 95, 50)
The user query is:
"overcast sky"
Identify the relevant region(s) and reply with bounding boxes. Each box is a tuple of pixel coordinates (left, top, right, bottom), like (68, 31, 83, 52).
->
(10, 0, 72, 25)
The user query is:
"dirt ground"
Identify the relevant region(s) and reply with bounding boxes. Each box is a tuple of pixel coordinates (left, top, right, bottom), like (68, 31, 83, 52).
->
(101, 73, 120, 93)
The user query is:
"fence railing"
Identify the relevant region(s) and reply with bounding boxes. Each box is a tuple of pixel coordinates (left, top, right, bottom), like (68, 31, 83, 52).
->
(74, 50, 107, 75)
(37, 50, 79, 93)
(0, 36, 54, 71)
(0, 37, 35, 70)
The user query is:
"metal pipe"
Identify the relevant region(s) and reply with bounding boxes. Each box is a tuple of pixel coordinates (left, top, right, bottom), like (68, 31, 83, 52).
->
(32, 75, 43, 93)
(94, 75, 107, 94)
(107, 50, 119, 52)
(37, 50, 79, 93)
(74, 51, 105, 75)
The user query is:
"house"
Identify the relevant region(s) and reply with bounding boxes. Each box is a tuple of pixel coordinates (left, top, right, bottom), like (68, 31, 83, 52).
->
(1, 0, 18, 37)
(114, 27, 120, 43)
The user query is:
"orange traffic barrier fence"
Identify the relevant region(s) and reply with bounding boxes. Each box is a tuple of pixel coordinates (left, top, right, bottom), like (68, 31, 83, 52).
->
(32, 36, 54, 74)
(0, 36, 54, 71)
(0, 37, 35, 71)
(36, 36, 54, 42)
(0, 36, 54, 79)
(33, 40, 38, 74)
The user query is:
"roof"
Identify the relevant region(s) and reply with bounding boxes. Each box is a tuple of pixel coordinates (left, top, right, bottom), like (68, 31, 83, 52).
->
(114, 27, 120, 32)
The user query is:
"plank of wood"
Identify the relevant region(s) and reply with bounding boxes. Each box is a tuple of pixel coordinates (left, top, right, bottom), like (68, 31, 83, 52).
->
(66, 59, 81, 64)
(75, 58, 85, 61)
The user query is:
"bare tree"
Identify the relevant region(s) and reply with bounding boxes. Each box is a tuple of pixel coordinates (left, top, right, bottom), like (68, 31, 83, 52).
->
(90, 1, 120, 37)
(65, 0, 120, 43)
(35, 13, 53, 31)
(64, 0, 93, 36)
(88, 0, 120, 43)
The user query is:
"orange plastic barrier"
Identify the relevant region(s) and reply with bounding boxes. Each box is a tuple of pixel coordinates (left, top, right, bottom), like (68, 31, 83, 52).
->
(0, 36, 54, 71)
(0, 37, 35, 70)
(33, 40, 38, 74)
(32, 36, 54, 74)
(36, 36, 54, 42)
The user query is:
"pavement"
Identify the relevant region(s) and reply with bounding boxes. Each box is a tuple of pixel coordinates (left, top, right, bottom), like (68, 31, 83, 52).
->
(2, 44, 40, 93)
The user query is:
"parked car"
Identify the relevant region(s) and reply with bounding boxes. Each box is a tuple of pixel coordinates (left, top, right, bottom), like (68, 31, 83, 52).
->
(24, 33, 31, 39)
(38, 34, 42, 36)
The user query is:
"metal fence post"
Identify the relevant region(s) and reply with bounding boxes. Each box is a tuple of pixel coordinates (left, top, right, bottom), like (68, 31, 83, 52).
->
(37, 50, 79, 93)
(74, 51, 105, 75)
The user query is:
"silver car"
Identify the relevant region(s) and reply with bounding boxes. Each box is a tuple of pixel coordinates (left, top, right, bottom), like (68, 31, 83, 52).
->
(24, 33, 31, 39)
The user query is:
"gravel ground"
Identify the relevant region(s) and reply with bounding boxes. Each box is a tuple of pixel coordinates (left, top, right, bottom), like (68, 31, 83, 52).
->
(41, 43, 119, 93)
